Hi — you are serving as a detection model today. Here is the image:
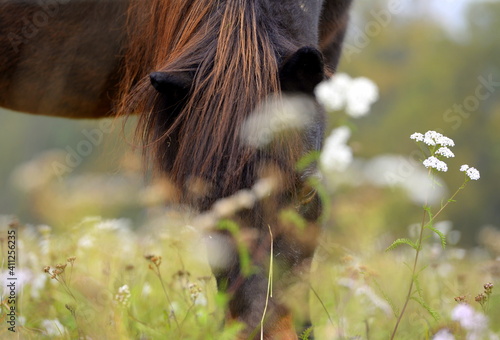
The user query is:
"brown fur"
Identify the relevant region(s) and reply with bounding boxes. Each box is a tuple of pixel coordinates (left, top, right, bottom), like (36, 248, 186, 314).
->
(119, 0, 305, 207)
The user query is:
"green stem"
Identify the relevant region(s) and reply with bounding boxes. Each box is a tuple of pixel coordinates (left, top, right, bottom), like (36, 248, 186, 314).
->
(390, 176, 467, 339)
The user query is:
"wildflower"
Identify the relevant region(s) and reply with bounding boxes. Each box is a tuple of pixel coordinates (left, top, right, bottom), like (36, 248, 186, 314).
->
(435, 147, 455, 158)
(141, 282, 152, 297)
(436, 135, 455, 147)
(484, 283, 494, 295)
(320, 126, 353, 172)
(410, 132, 424, 142)
(241, 94, 315, 147)
(433, 329, 455, 340)
(451, 303, 488, 333)
(413, 130, 456, 148)
(315, 73, 378, 117)
(423, 131, 441, 146)
(41, 319, 67, 337)
(475, 293, 487, 304)
(345, 76, 379, 117)
(423, 156, 448, 172)
(115, 284, 131, 307)
(460, 164, 470, 172)
(315, 73, 351, 112)
(466, 167, 480, 180)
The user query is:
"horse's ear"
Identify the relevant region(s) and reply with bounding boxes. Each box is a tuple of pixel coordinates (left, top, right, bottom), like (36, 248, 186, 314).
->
(149, 71, 192, 100)
(279, 47, 324, 94)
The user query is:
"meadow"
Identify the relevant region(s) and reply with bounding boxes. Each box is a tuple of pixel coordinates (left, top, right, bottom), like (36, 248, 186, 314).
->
(2, 1, 500, 339)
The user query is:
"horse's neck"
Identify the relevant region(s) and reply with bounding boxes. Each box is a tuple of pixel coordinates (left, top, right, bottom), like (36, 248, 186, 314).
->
(0, 0, 129, 118)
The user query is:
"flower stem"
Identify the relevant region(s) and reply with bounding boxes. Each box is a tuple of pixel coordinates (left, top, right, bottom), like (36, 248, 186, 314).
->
(390, 179, 467, 339)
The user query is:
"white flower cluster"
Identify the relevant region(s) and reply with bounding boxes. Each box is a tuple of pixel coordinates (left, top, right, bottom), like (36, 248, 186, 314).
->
(411, 131, 455, 172)
(412, 131, 481, 180)
(435, 147, 455, 158)
(432, 329, 455, 340)
(422, 156, 448, 172)
(315, 73, 379, 117)
(460, 164, 481, 181)
(451, 304, 490, 340)
(115, 284, 131, 307)
(411, 131, 455, 147)
(320, 126, 353, 172)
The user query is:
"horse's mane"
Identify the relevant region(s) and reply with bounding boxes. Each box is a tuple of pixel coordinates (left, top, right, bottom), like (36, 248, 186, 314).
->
(119, 0, 303, 207)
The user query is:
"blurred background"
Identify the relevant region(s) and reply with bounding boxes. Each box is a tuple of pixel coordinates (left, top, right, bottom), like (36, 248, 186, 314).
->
(1, 0, 499, 246)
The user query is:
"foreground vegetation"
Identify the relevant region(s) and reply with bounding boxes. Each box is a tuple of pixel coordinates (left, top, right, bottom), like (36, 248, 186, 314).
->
(0, 146, 499, 339)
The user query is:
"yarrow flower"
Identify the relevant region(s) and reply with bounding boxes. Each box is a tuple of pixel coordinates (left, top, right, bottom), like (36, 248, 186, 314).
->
(435, 147, 455, 158)
(315, 73, 379, 118)
(410, 131, 461, 173)
(418, 130, 455, 147)
(460, 165, 480, 180)
(410, 132, 424, 142)
(320, 126, 353, 172)
(423, 156, 448, 172)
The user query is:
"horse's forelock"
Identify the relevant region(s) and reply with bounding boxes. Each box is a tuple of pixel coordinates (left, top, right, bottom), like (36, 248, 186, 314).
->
(121, 0, 304, 207)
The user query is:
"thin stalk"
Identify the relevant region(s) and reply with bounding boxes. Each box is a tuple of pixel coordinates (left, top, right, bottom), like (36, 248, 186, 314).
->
(390, 180, 466, 339)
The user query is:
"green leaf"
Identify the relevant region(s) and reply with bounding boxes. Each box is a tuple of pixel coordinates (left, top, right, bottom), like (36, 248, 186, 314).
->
(424, 224, 447, 249)
(373, 278, 399, 317)
(410, 296, 440, 322)
(299, 326, 313, 340)
(385, 238, 419, 252)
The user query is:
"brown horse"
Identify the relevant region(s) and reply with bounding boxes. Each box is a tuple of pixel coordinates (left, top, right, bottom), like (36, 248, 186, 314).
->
(0, 0, 352, 338)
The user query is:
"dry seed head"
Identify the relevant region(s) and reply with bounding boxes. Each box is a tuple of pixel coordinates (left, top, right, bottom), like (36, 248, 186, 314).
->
(67, 256, 76, 264)
(151, 256, 162, 266)
(43, 266, 51, 273)
(475, 293, 487, 304)
(454, 296, 466, 303)
(55, 263, 67, 271)
(484, 282, 494, 294)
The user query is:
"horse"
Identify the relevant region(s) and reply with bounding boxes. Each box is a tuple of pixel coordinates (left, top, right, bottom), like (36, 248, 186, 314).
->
(0, 0, 353, 338)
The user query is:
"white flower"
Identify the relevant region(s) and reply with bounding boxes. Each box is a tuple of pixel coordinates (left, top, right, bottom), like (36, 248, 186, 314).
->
(241, 95, 315, 147)
(423, 131, 442, 146)
(435, 147, 455, 158)
(418, 130, 455, 147)
(451, 304, 488, 332)
(423, 156, 448, 172)
(461, 165, 480, 180)
(410, 132, 424, 142)
(141, 282, 152, 297)
(115, 284, 131, 306)
(345, 77, 379, 117)
(466, 167, 480, 180)
(320, 126, 353, 172)
(433, 329, 455, 340)
(315, 73, 351, 112)
(41, 319, 66, 336)
(436, 135, 455, 147)
(315, 73, 378, 117)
